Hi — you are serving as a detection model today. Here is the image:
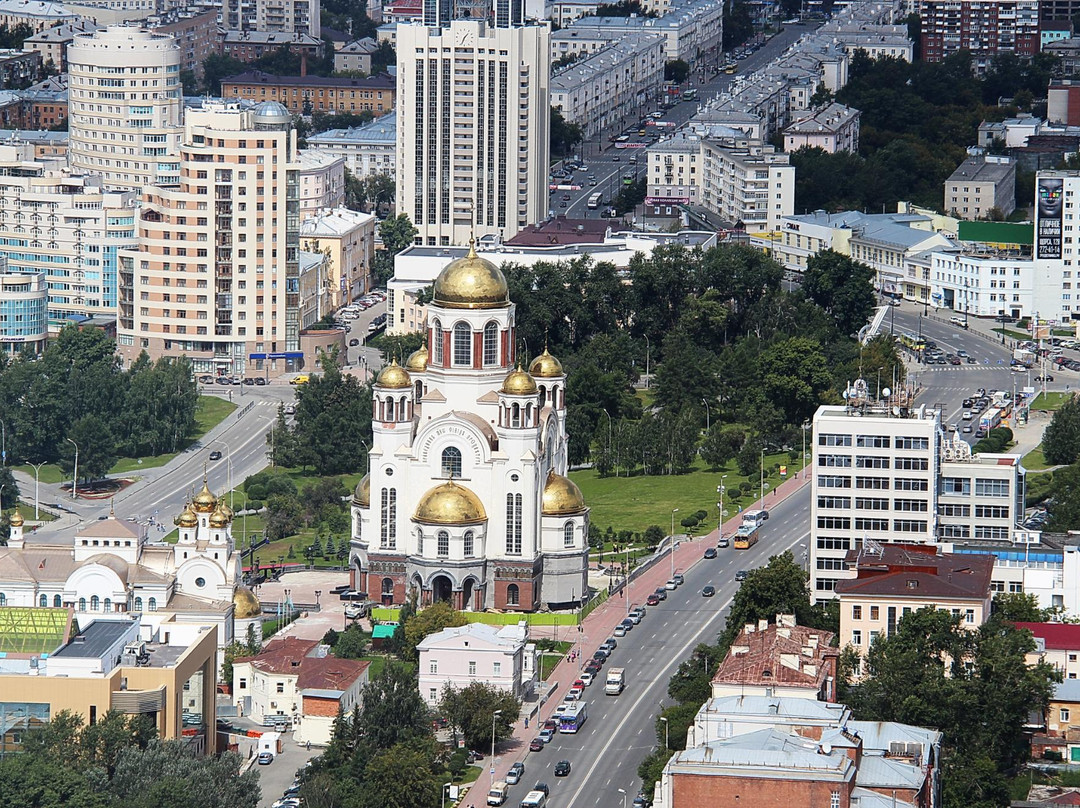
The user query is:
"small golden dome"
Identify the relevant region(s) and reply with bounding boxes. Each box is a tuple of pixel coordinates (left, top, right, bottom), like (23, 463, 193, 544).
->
(175, 503, 198, 528)
(529, 347, 564, 378)
(8, 510, 23, 527)
(375, 358, 412, 389)
(405, 342, 429, 372)
(219, 498, 234, 521)
(501, 364, 538, 396)
(414, 480, 488, 525)
(233, 587, 262, 619)
(353, 473, 371, 507)
(542, 469, 587, 515)
(192, 481, 217, 513)
(209, 505, 229, 529)
(432, 241, 509, 309)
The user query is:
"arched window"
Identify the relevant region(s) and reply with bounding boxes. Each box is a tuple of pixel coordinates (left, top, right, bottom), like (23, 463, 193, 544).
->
(483, 322, 499, 366)
(134, 597, 143, 611)
(53, 595, 61, 607)
(453, 322, 472, 366)
(564, 522, 575, 547)
(506, 493, 522, 554)
(39, 594, 47, 607)
(437, 530, 450, 557)
(464, 530, 475, 558)
(415, 380, 423, 399)
(511, 402, 520, 428)
(380, 488, 397, 549)
(441, 446, 462, 478)
(386, 397, 395, 420)
(78, 597, 85, 611)
(399, 396, 407, 419)
(91, 595, 100, 611)
(382, 577, 394, 595)
(506, 583, 520, 606)
(104, 598, 112, 612)
(539, 385, 547, 407)
(148, 597, 157, 612)
(433, 320, 444, 364)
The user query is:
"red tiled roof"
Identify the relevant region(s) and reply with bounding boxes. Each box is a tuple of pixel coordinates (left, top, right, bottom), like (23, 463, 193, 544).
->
(712, 621, 837, 690)
(506, 217, 611, 246)
(297, 657, 369, 692)
(835, 545, 993, 600)
(1014, 622, 1080, 650)
(235, 636, 319, 675)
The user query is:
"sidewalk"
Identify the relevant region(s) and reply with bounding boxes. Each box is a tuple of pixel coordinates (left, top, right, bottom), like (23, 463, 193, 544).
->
(480, 472, 812, 795)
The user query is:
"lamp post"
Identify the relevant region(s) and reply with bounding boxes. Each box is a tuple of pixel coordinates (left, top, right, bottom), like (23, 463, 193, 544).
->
(315, 590, 321, 610)
(618, 788, 628, 808)
(213, 439, 233, 511)
(759, 447, 766, 509)
(660, 715, 669, 750)
(701, 398, 711, 433)
(0, 418, 5, 465)
(717, 474, 727, 536)
(670, 508, 678, 579)
(67, 437, 79, 500)
(29, 460, 46, 520)
(490, 709, 503, 791)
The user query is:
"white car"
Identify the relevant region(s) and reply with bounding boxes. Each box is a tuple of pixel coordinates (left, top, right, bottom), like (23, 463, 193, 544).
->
(665, 579, 677, 590)
(613, 624, 627, 637)
(580, 671, 595, 686)
(344, 603, 365, 619)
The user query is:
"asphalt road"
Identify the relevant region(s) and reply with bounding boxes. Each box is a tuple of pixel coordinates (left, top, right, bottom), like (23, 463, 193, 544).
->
(509, 485, 811, 808)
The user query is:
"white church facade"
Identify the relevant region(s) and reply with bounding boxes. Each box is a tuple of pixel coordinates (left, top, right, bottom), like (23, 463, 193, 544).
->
(349, 245, 589, 612)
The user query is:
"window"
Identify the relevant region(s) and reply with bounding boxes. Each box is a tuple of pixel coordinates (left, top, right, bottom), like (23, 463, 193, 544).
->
(277, 682, 285, 693)
(940, 504, 970, 516)
(851, 630, 862, 646)
(91, 595, 100, 611)
(464, 530, 474, 557)
(940, 524, 970, 538)
(483, 321, 498, 365)
(893, 519, 928, 532)
(854, 497, 888, 510)
(855, 456, 889, 469)
(894, 499, 928, 512)
(39, 594, 47, 607)
(975, 478, 1009, 497)
(817, 496, 851, 509)
(852, 605, 862, 620)
(78, 597, 86, 610)
(817, 516, 851, 529)
(819, 454, 852, 467)
(441, 446, 462, 478)
(468, 661, 477, 675)
(493, 661, 502, 676)
(239, 679, 247, 689)
(819, 475, 851, 488)
(965, 609, 975, 624)
(817, 536, 851, 549)
(429, 661, 438, 674)
(831, 791, 840, 808)
(975, 526, 1010, 540)
(134, 597, 143, 611)
(382, 577, 394, 595)
(817, 558, 847, 570)
(895, 436, 929, 450)
(564, 522, 575, 547)
(895, 457, 928, 470)
(437, 530, 450, 557)
(856, 476, 889, 489)
(870, 606, 880, 620)
(433, 320, 444, 363)
(453, 322, 471, 366)
(430, 688, 437, 701)
(506, 493, 522, 554)
(895, 478, 928, 491)
(975, 505, 1010, 519)
(104, 598, 111, 612)
(506, 583, 520, 605)
(854, 517, 889, 531)
(819, 433, 852, 446)
(1062, 708, 1071, 723)
(856, 435, 889, 448)
(942, 477, 971, 495)
(381, 488, 397, 549)
(53, 595, 61, 607)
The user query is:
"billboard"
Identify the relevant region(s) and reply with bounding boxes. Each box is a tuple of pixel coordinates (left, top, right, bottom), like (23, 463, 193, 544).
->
(1037, 177, 1063, 259)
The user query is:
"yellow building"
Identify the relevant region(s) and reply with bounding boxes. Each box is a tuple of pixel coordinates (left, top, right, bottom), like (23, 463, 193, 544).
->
(300, 206, 377, 307)
(0, 608, 218, 756)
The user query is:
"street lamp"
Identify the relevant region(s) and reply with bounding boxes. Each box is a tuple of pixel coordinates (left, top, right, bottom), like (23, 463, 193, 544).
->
(67, 438, 79, 500)
(660, 715, 669, 750)
(28, 460, 46, 520)
(670, 508, 679, 579)
(701, 398, 711, 433)
(490, 709, 503, 791)
(315, 590, 322, 610)
(0, 418, 5, 466)
(212, 439, 233, 511)
(618, 788, 627, 808)
(717, 475, 727, 536)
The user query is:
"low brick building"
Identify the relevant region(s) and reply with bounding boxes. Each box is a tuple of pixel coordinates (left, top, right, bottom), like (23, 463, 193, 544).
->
(221, 70, 396, 116)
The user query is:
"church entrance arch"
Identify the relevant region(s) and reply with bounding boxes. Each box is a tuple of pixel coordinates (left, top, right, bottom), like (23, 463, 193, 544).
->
(431, 574, 453, 604)
(462, 577, 476, 611)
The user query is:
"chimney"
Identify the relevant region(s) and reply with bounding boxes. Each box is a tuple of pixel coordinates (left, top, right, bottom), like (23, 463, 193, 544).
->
(300, 54, 308, 77)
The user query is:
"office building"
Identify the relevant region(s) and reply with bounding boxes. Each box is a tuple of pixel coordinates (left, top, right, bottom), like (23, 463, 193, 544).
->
(116, 101, 306, 377)
(417, 622, 534, 706)
(67, 26, 183, 192)
(307, 111, 397, 181)
(699, 141, 794, 232)
(396, 19, 550, 245)
(1033, 171, 1080, 326)
(646, 133, 702, 208)
(0, 266, 47, 356)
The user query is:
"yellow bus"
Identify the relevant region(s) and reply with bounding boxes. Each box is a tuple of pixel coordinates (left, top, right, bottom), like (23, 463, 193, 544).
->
(733, 524, 760, 550)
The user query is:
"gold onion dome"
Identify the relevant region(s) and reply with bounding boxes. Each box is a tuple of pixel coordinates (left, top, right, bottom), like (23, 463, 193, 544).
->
(405, 342, 429, 372)
(209, 505, 229, 529)
(542, 469, 587, 515)
(432, 241, 509, 309)
(8, 510, 23, 527)
(375, 358, 412, 389)
(192, 481, 218, 513)
(219, 498, 234, 520)
(501, 364, 538, 395)
(353, 473, 371, 507)
(233, 587, 262, 619)
(413, 480, 488, 525)
(175, 503, 198, 528)
(529, 347, 564, 378)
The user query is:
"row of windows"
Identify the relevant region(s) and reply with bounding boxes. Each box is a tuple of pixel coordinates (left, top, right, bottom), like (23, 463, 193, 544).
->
(941, 478, 1011, 497)
(817, 434, 929, 450)
(0, 594, 159, 611)
(432, 319, 500, 367)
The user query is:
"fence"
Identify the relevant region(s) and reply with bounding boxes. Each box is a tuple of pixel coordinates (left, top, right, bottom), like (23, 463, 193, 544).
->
(369, 607, 580, 627)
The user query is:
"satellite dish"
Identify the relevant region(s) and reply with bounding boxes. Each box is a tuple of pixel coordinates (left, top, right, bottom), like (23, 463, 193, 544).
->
(842, 390, 850, 399)
(892, 407, 901, 416)
(882, 387, 891, 398)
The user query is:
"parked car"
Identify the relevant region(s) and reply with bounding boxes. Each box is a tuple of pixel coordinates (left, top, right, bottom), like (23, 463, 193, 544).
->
(349, 338, 360, 346)
(258, 752, 274, 765)
(539, 727, 555, 743)
(254, 376, 268, 385)
(507, 762, 525, 785)
(613, 624, 628, 637)
(646, 593, 660, 606)
(601, 638, 617, 650)
(664, 579, 677, 590)
(290, 375, 310, 385)
(579, 671, 594, 686)
(620, 618, 635, 632)
(529, 738, 545, 752)
(653, 588, 666, 601)
(717, 537, 730, 548)
(674, 574, 685, 586)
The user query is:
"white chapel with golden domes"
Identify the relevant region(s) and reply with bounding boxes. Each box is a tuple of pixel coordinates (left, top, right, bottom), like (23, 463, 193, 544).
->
(350, 246, 589, 611)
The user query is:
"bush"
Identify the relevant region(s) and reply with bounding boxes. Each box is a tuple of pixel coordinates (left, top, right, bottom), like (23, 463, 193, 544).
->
(694, 510, 708, 521)
(680, 515, 700, 529)
(266, 476, 298, 497)
(245, 500, 264, 511)
(244, 471, 271, 492)
(245, 484, 267, 500)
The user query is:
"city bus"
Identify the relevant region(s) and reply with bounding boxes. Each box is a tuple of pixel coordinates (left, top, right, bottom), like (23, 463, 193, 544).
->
(587, 192, 602, 209)
(898, 332, 926, 353)
(682, 88, 698, 101)
(559, 701, 588, 734)
(733, 524, 760, 550)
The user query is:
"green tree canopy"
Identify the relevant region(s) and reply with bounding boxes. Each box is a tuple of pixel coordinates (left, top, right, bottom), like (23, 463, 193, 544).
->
(802, 250, 877, 336)
(402, 602, 468, 657)
(1042, 396, 1080, 466)
(439, 681, 521, 749)
(357, 663, 432, 750)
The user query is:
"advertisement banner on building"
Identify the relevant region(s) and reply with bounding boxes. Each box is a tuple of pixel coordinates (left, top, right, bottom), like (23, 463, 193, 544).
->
(1037, 176, 1063, 259)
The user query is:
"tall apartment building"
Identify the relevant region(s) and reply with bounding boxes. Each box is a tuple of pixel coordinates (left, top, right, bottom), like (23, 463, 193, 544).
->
(396, 19, 550, 245)
(698, 141, 794, 232)
(918, 0, 1039, 72)
(224, 0, 320, 36)
(67, 27, 183, 193)
(117, 101, 303, 377)
(0, 142, 137, 328)
(810, 389, 1025, 601)
(1034, 171, 1080, 327)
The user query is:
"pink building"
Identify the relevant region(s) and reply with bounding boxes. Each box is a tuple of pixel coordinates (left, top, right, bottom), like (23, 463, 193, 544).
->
(416, 622, 535, 706)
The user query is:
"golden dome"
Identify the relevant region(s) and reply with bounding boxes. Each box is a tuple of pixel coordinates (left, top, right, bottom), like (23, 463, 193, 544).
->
(175, 503, 198, 528)
(414, 480, 488, 525)
(432, 242, 509, 309)
(353, 473, 371, 507)
(192, 481, 217, 513)
(209, 505, 229, 529)
(375, 358, 412, 389)
(233, 587, 262, 619)
(405, 342, 429, 372)
(501, 364, 538, 396)
(542, 469, 587, 515)
(8, 510, 23, 527)
(529, 347, 564, 378)
(219, 499, 234, 521)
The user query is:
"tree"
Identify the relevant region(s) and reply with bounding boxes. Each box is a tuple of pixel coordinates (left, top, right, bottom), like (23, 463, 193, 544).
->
(63, 415, 118, 484)
(550, 107, 582, 158)
(379, 213, 418, 255)
(652, 328, 721, 419)
(667, 643, 725, 706)
(664, 59, 690, 83)
(721, 551, 825, 647)
(107, 740, 260, 808)
(992, 592, 1047, 622)
(1047, 461, 1080, 532)
(759, 337, 832, 426)
(0, 753, 105, 808)
(357, 663, 432, 750)
(439, 682, 521, 749)
(264, 493, 303, 540)
(286, 359, 373, 475)
(802, 250, 877, 336)
(402, 602, 468, 657)
(0, 465, 18, 510)
(333, 625, 369, 659)
(700, 426, 744, 470)
(80, 711, 156, 777)
(359, 742, 442, 808)
(1042, 395, 1080, 465)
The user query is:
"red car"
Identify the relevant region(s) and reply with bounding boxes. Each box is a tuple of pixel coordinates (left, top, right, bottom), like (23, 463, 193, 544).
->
(530, 737, 545, 751)
(646, 593, 660, 606)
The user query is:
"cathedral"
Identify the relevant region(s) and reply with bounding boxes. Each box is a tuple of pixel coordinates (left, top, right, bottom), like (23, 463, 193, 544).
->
(350, 246, 589, 611)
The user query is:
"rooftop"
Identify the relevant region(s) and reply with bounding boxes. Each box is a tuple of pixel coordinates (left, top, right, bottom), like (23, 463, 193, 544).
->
(309, 111, 397, 145)
(784, 102, 860, 135)
(52, 618, 130, 658)
(835, 544, 995, 601)
(946, 155, 1014, 185)
(297, 657, 370, 693)
(222, 70, 395, 90)
(1013, 622, 1080, 651)
(712, 615, 837, 694)
(0, 606, 74, 656)
(507, 216, 612, 246)
(299, 206, 375, 237)
(236, 636, 320, 674)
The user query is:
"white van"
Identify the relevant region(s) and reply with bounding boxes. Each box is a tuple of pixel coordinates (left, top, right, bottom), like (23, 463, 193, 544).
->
(487, 782, 509, 806)
(741, 509, 769, 528)
(520, 791, 548, 808)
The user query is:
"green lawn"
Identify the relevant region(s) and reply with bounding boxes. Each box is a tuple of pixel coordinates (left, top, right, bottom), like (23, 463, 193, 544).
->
(192, 395, 239, 440)
(1022, 447, 1054, 471)
(570, 452, 805, 537)
(539, 653, 564, 680)
(1031, 391, 1073, 411)
(992, 327, 1030, 341)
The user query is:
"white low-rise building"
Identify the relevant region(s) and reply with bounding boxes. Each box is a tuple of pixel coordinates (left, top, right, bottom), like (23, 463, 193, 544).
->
(928, 245, 1033, 319)
(416, 622, 535, 706)
(556, 0, 724, 62)
(646, 132, 702, 207)
(308, 112, 396, 182)
(944, 155, 1016, 219)
(335, 37, 380, 73)
(297, 149, 346, 220)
